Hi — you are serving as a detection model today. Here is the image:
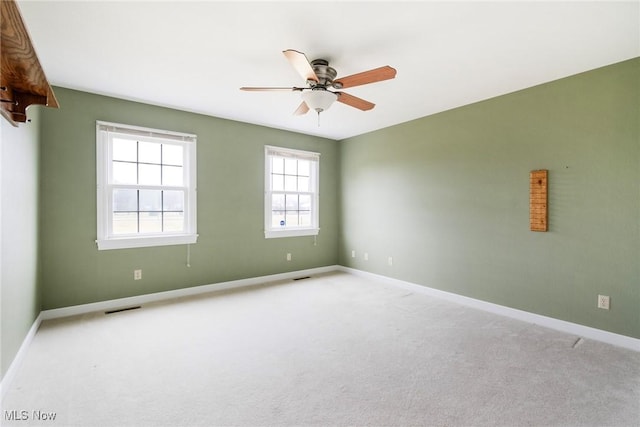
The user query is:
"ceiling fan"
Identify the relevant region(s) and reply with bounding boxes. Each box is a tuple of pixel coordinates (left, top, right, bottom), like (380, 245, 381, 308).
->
(240, 50, 397, 122)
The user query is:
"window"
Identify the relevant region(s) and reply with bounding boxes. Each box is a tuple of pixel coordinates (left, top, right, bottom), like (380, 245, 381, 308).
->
(96, 121, 197, 250)
(265, 145, 320, 238)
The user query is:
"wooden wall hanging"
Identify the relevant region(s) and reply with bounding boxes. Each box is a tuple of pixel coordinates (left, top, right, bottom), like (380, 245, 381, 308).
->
(1, 0, 59, 126)
(530, 169, 548, 231)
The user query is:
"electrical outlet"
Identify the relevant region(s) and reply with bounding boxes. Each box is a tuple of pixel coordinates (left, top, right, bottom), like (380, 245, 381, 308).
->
(286, 253, 292, 261)
(134, 269, 142, 280)
(351, 250, 356, 258)
(364, 252, 369, 261)
(388, 256, 393, 266)
(597, 295, 610, 310)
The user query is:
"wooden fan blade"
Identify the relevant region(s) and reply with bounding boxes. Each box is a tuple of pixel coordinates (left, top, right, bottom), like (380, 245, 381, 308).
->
(333, 66, 397, 89)
(283, 49, 319, 83)
(336, 92, 375, 111)
(240, 87, 304, 91)
(293, 101, 310, 116)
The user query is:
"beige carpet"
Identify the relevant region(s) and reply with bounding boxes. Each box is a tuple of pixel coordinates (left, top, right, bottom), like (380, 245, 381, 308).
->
(2, 271, 639, 426)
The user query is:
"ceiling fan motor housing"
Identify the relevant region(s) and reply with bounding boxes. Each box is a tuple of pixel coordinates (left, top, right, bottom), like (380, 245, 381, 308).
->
(309, 59, 338, 88)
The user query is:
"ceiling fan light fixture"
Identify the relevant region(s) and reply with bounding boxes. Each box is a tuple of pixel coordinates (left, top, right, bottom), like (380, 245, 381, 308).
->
(302, 90, 338, 113)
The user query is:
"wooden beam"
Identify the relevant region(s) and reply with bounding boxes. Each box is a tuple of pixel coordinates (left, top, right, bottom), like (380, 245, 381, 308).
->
(1, 0, 59, 125)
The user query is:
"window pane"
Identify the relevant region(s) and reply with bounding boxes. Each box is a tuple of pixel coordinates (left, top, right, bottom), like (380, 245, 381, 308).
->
(299, 210, 311, 227)
(272, 174, 284, 191)
(139, 164, 161, 185)
(285, 194, 298, 210)
(297, 176, 309, 192)
(284, 158, 297, 175)
(286, 212, 299, 227)
(284, 175, 297, 191)
(112, 161, 137, 184)
(139, 190, 162, 212)
(139, 141, 161, 164)
(163, 212, 184, 232)
(139, 212, 162, 233)
(272, 194, 285, 211)
(112, 138, 137, 162)
(272, 157, 284, 174)
(298, 160, 310, 177)
(162, 165, 183, 186)
(113, 189, 137, 212)
(98, 122, 197, 249)
(272, 211, 285, 227)
(163, 144, 183, 166)
(299, 194, 311, 211)
(113, 212, 138, 235)
(264, 147, 318, 237)
(163, 190, 184, 211)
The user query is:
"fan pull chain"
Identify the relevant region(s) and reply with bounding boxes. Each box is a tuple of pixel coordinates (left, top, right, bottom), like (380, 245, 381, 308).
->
(317, 111, 321, 127)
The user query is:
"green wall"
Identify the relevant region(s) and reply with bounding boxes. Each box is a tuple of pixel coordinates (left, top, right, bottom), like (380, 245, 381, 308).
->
(39, 88, 339, 310)
(340, 58, 640, 339)
(1, 108, 42, 380)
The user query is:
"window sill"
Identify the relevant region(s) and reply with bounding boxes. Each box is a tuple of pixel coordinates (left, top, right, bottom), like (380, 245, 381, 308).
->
(96, 234, 198, 250)
(264, 228, 319, 239)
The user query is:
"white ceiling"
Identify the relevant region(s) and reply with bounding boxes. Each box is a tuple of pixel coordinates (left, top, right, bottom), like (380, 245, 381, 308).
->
(17, 1, 640, 141)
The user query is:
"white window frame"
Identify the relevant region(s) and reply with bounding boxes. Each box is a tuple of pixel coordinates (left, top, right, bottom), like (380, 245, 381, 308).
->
(96, 121, 197, 250)
(265, 145, 320, 239)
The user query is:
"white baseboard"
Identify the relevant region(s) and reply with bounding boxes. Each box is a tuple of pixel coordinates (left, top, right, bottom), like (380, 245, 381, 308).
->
(41, 265, 340, 320)
(0, 312, 43, 401)
(339, 266, 640, 352)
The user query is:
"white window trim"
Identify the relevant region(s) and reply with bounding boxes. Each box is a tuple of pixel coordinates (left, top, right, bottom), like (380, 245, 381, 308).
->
(264, 145, 320, 239)
(96, 121, 198, 250)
